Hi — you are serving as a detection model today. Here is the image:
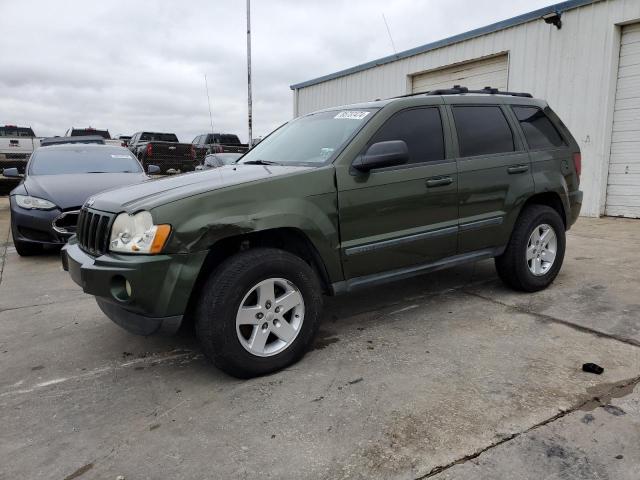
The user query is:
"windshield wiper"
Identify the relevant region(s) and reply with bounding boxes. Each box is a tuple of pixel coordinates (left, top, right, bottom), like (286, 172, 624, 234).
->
(241, 159, 281, 166)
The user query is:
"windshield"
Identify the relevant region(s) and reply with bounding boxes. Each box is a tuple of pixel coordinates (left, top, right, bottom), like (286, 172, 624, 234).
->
(239, 108, 377, 166)
(29, 147, 142, 175)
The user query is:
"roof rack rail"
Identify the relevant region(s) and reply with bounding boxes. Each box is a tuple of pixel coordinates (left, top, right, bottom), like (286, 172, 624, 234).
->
(393, 85, 533, 99)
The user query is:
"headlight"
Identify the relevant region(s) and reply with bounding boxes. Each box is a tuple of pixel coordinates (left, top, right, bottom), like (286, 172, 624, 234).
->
(14, 194, 56, 210)
(109, 211, 171, 254)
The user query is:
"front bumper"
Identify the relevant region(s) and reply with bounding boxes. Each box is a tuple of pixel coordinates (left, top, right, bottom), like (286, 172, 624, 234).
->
(10, 201, 73, 246)
(62, 240, 208, 335)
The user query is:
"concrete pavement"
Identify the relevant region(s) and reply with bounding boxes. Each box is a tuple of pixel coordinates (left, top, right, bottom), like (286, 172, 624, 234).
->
(0, 196, 638, 479)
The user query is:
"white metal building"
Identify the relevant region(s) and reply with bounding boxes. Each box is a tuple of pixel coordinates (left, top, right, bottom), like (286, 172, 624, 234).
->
(290, 0, 640, 218)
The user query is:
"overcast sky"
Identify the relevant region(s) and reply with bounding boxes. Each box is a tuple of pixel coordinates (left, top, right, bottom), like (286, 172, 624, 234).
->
(2, 0, 555, 142)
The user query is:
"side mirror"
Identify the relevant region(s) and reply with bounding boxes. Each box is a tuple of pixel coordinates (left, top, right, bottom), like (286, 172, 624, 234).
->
(147, 164, 160, 174)
(3, 167, 22, 178)
(352, 140, 409, 173)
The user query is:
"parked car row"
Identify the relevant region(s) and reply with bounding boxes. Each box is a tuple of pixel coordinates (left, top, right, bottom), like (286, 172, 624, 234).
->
(6, 144, 159, 256)
(1, 124, 249, 174)
(5, 129, 248, 255)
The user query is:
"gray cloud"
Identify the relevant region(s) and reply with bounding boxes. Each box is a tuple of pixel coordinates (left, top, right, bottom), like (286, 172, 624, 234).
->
(1, 0, 553, 142)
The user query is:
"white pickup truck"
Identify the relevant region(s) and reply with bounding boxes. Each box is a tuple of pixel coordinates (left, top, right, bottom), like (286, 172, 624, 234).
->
(65, 127, 124, 147)
(0, 125, 40, 173)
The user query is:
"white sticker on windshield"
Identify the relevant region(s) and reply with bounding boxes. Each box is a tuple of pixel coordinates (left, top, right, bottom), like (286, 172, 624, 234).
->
(334, 110, 370, 120)
(111, 154, 133, 159)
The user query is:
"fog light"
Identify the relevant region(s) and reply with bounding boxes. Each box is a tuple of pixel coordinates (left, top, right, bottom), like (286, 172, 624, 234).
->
(111, 275, 132, 302)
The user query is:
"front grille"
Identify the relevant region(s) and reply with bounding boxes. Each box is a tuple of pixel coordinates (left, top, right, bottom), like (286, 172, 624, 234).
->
(76, 208, 115, 256)
(52, 210, 80, 235)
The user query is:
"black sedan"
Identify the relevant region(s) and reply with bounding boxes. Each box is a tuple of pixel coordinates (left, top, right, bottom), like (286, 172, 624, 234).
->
(6, 144, 158, 256)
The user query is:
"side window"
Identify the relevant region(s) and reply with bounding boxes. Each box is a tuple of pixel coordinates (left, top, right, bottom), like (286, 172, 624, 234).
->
(369, 107, 445, 164)
(452, 106, 515, 157)
(512, 106, 565, 150)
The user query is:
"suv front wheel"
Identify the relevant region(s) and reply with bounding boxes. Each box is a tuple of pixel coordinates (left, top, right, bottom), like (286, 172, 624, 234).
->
(195, 248, 323, 378)
(495, 205, 566, 292)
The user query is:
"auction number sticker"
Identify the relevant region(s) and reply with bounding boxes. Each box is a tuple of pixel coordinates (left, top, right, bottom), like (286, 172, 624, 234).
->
(111, 154, 133, 159)
(334, 110, 370, 120)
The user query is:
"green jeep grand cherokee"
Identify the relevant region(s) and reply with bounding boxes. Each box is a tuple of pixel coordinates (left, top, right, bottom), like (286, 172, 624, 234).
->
(62, 87, 583, 378)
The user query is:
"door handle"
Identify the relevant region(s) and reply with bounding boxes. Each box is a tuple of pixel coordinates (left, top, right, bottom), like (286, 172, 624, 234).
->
(507, 164, 529, 174)
(426, 176, 453, 188)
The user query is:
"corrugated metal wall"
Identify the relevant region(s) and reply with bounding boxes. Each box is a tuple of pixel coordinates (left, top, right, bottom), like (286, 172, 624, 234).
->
(292, 0, 640, 217)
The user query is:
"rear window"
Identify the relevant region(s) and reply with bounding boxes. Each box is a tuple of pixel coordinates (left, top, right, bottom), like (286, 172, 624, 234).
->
(512, 106, 566, 150)
(29, 147, 142, 175)
(140, 132, 178, 142)
(71, 129, 111, 139)
(1, 126, 35, 137)
(452, 106, 515, 157)
(369, 107, 445, 164)
(211, 134, 240, 145)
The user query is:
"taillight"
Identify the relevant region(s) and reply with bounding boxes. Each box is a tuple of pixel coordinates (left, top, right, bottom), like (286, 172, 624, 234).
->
(146, 143, 153, 156)
(190, 145, 196, 159)
(572, 152, 581, 178)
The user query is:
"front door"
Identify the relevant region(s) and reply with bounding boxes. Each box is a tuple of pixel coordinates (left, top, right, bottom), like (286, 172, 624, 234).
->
(336, 106, 459, 280)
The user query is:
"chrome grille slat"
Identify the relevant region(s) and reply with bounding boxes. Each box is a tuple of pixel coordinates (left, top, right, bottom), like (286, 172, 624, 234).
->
(76, 208, 115, 257)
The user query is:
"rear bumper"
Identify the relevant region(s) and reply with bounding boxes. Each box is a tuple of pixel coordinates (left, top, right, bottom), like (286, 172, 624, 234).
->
(568, 190, 583, 227)
(62, 240, 207, 335)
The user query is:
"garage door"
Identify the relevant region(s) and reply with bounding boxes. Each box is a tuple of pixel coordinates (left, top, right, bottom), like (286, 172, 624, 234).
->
(411, 55, 508, 94)
(606, 23, 640, 218)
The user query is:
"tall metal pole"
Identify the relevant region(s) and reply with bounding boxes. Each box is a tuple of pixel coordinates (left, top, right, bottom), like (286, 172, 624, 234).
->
(246, 0, 253, 147)
(204, 74, 215, 137)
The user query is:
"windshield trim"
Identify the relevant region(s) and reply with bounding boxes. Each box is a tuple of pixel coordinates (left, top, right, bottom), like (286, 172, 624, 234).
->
(238, 107, 381, 168)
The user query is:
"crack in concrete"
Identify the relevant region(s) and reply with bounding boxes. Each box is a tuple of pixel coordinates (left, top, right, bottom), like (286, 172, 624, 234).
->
(0, 220, 11, 286)
(462, 289, 640, 349)
(417, 375, 640, 479)
(0, 350, 201, 398)
(0, 295, 90, 314)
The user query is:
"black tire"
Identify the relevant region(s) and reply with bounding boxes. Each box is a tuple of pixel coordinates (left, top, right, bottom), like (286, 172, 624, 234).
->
(12, 229, 43, 256)
(495, 205, 566, 292)
(195, 247, 323, 378)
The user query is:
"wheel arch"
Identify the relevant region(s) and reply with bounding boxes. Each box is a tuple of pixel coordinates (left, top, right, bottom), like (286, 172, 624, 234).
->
(521, 192, 568, 229)
(182, 227, 333, 326)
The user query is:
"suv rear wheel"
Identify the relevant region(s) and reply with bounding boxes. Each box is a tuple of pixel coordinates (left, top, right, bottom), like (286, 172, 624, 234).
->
(495, 205, 566, 292)
(195, 247, 323, 378)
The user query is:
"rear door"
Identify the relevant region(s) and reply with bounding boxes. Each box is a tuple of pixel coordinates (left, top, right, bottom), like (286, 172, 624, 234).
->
(336, 105, 459, 280)
(448, 101, 534, 253)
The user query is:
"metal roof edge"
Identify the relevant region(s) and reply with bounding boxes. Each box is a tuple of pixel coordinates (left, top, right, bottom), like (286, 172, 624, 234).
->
(290, 0, 597, 90)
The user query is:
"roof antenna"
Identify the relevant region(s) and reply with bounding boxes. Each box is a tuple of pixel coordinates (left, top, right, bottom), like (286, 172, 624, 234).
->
(382, 13, 398, 56)
(204, 74, 215, 137)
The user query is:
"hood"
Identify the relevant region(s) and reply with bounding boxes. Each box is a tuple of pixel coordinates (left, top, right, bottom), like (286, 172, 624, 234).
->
(24, 172, 150, 210)
(90, 164, 313, 213)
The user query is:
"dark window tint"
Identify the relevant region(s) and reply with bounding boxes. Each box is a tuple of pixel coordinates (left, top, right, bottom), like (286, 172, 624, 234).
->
(71, 129, 111, 139)
(140, 132, 178, 142)
(452, 106, 514, 157)
(513, 106, 565, 149)
(211, 134, 241, 145)
(370, 108, 445, 164)
(0, 126, 35, 137)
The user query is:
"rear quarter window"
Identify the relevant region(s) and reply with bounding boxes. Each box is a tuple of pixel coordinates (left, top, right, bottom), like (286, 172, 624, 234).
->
(452, 106, 515, 157)
(512, 106, 566, 150)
